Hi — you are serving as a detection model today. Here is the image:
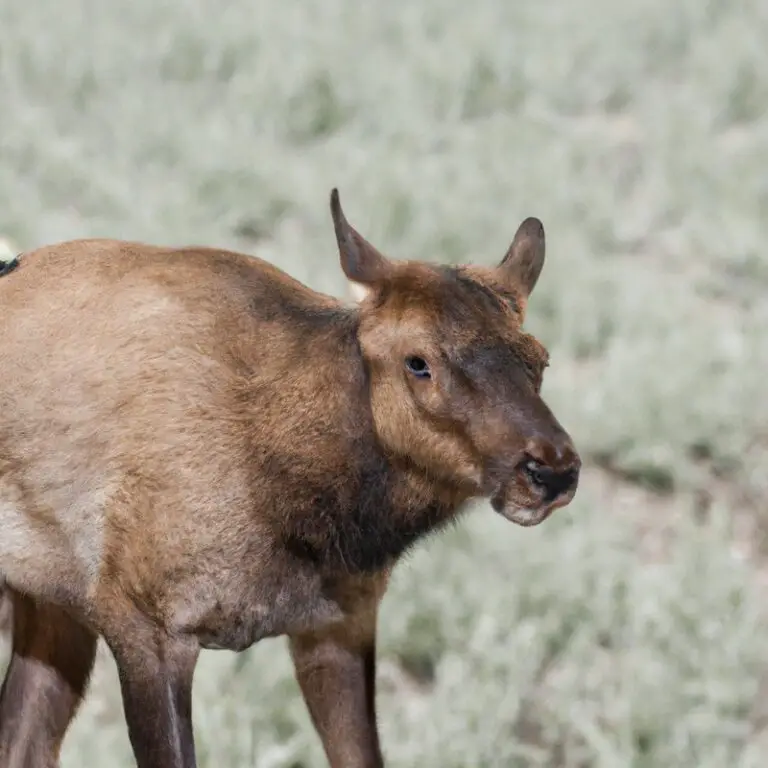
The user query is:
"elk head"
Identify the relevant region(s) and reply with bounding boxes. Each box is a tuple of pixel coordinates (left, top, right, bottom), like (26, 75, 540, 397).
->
(331, 188, 580, 526)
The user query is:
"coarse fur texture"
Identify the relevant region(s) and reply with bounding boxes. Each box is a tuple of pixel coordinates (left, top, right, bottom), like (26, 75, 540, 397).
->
(0, 189, 579, 768)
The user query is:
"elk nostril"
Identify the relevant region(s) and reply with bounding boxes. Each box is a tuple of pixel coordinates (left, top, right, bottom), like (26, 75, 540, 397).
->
(522, 458, 578, 502)
(560, 467, 579, 492)
(524, 458, 546, 486)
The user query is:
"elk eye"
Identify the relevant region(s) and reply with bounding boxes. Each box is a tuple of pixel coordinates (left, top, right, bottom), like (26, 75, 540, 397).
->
(405, 356, 431, 379)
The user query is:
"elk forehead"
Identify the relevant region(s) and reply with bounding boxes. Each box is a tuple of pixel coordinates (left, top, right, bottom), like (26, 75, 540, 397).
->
(385, 265, 524, 319)
(360, 264, 549, 368)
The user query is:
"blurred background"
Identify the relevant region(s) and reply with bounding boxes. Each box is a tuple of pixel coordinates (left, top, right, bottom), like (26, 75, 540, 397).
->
(1, 0, 767, 766)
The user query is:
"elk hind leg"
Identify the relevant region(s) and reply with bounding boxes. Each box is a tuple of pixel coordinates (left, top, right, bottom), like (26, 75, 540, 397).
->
(0, 589, 97, 767)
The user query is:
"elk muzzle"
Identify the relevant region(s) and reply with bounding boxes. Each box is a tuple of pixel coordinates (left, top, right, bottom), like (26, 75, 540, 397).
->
(489, 431, 581, 527)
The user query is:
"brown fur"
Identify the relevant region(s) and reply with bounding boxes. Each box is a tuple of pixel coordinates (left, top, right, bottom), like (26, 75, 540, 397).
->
(0, 189, 579, 767)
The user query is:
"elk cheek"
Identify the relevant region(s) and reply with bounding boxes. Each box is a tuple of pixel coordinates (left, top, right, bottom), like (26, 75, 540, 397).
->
(407, 378, 447, 420)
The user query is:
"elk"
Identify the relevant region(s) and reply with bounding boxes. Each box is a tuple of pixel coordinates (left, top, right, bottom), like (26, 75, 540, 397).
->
(0, 189, 580, 768)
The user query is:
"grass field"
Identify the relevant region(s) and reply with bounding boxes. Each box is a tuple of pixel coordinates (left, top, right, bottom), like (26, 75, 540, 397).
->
(1, 0, 767, 766)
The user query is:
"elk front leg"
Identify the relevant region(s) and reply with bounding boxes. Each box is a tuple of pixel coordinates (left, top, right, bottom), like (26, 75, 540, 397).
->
(289, 607, 384, 768)
(102, 612, 200, 768)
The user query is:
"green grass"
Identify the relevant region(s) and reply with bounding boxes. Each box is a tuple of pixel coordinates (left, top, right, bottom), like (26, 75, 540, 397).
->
(1, 0, 767, 765)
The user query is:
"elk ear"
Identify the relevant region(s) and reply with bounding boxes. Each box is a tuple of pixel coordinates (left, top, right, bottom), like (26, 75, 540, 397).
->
(498, 217, 546, 298)
(330, 188, 392, 301)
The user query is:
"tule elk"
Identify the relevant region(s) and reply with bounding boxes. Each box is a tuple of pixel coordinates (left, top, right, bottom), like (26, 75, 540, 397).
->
(0, 189, 580, 768)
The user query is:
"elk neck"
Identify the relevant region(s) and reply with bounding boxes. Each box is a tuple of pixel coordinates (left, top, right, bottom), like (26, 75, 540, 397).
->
(235, 298, 467, 574)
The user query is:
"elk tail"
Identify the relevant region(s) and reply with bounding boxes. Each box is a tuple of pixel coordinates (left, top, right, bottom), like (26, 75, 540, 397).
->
(0, 239, 20, 277)
(0, 257, 19, 277)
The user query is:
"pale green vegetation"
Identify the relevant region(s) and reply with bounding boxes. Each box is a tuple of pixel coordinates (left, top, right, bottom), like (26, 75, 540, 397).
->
(1, 0, 767, 766)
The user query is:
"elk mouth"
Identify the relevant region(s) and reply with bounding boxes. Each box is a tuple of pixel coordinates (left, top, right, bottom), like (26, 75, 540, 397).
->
(490, 493, 565, 527)
(488, 460, 579, 527)
(491, 494, 570, 528)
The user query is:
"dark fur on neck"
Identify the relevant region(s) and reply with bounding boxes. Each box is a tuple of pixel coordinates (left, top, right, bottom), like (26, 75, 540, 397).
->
(281, 453, 462, 574)
(240, 300, 465, 575)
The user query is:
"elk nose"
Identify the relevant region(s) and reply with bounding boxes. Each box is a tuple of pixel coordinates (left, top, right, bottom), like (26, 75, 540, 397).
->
(522, 437, 581, 502)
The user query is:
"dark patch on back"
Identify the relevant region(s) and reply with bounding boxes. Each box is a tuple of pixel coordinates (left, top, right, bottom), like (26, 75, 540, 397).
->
(253, 297, 352, 334)
(199, 249, 355, 335)
(0, 256, 20, 277)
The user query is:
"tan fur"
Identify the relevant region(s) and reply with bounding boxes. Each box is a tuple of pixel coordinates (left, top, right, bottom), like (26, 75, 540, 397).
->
(0, 191, 580, 768)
